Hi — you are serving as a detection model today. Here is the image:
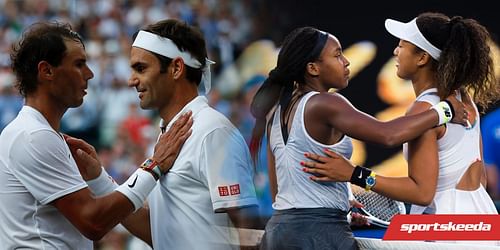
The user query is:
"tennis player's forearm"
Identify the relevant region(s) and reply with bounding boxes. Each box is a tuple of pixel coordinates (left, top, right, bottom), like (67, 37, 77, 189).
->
(365, 110, 438, 147)
(228, 206, 260, 229)
(372, 176, 435, 206)
(228, 206, 261, 249)
(121, 207, 152, 246)
(81, 192, 152, 244)
(70, 191, 136, 240)
(337, 107, 439, 147)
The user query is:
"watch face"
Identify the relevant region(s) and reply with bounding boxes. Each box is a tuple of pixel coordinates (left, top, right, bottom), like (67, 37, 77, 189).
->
(142, 158, 155, 168)
(366, 176, 376, 186)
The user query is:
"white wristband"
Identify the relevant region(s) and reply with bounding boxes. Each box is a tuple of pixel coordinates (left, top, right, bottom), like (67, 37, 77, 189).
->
(86, 167, 119, 197)
(347, 212, 352, 224)
(116, 169, 157, 211)
(431, 101, 453, 126)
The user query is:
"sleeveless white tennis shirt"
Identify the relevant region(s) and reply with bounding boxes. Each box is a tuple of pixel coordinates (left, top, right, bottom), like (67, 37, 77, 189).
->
(404, 88, 497, 215)
(270, 91, 352, 212)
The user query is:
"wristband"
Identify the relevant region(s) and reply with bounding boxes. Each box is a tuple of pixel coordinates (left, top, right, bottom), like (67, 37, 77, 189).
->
(431, 100, 454, 126)
(116, 168, 157, 211)
(347, 183, 355, 201)
(86, 167, 119, 196)
(350, 166, 372, 189)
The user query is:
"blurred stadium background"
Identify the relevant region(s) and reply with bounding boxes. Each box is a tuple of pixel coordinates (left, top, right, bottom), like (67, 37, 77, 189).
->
(0, 0, 498, 249)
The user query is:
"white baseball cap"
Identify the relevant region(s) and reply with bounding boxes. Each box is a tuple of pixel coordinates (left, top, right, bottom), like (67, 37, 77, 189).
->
(385, 18, 442, 60)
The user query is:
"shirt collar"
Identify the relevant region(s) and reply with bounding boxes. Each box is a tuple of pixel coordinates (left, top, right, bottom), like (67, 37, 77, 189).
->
(159, 95, 208, 133)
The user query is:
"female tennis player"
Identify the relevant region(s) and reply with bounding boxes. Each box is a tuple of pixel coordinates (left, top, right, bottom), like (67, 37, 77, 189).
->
(302, 12, 500, 245)
(250, 25, 468, 249)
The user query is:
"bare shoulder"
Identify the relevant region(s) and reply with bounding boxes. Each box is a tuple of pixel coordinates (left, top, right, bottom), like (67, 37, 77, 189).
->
(307, 92, 352, 113)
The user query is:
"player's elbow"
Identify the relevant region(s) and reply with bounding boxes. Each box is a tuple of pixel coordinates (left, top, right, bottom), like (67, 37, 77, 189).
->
(412, 192, 434, 206)
(78, 210, 112, 241)
(378, 132, 401, 148)
(79, 223, 108, 241)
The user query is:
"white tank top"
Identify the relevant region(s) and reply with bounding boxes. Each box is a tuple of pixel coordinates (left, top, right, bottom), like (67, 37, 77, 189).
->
(403, 89, 499, 248)
(403, 88, 480, 192)
(403, 88, 491, 214)
(270, 91, 352, 211)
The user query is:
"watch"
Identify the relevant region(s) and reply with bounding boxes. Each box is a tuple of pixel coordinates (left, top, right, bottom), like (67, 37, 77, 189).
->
(141, 158, 162, 180)
(365, 171, 377, 191)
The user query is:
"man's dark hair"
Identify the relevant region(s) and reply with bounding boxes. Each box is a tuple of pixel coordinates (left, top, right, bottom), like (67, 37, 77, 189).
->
(10, 21, 84, 97)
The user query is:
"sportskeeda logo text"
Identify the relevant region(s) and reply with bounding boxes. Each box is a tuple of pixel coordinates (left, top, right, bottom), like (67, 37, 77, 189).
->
(401, 222, 492, 234)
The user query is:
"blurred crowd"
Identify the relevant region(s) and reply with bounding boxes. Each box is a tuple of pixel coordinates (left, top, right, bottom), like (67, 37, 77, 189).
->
(0, 0, 273, 249)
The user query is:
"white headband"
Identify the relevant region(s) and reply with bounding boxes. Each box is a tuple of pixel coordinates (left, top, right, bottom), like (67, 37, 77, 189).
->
(385, 18, 442, 60)
(132, 30, 215, 94)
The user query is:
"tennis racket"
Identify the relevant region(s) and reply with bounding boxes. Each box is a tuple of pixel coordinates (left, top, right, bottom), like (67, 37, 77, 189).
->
(348, 184, 406, 228)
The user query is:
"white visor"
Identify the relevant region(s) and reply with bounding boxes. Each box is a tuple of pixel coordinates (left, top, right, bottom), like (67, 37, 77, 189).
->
(385, 18, 442, 60)
(132, 30, 215, 94)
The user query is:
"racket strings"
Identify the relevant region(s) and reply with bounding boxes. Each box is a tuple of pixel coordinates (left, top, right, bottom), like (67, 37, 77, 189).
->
(353, 189, 402, 222)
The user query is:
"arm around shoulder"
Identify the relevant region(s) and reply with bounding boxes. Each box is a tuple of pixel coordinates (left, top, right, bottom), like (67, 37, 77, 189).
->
(312, 92, 441, 147)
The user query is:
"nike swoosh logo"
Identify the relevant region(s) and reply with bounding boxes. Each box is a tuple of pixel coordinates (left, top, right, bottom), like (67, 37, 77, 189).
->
(128, 175, 138, 188)
(358, 172, 363, 179)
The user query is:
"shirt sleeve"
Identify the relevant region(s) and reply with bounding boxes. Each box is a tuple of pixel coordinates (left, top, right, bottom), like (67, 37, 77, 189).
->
(200, 126, 258, 212)
(9, 129, 87, 204)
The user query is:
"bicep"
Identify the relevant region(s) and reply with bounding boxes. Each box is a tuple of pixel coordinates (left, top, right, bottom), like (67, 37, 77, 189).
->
(406, 128, 440, 197)
(319, 95, 437, 146)
(328, 104, 388, 142)
(405, 102, 440, 198)
(369, 104, 440, 205)
(314, 94, 394, 144)
(372, 129, 439, 205)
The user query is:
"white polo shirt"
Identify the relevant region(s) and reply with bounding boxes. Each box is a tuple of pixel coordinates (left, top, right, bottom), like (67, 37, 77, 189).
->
(0, 106, 92, 249)
(149, 96, 258, 250)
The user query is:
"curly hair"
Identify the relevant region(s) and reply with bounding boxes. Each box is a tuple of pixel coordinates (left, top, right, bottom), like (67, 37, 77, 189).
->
(417, 12, 500, 111)
(10, 21, 83, 97)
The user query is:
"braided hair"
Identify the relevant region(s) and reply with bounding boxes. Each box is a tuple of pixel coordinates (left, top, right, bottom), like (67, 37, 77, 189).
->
(249, 27, 327, 160)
